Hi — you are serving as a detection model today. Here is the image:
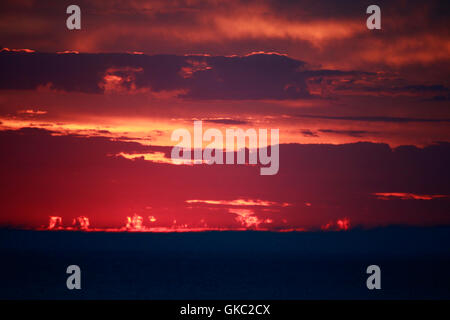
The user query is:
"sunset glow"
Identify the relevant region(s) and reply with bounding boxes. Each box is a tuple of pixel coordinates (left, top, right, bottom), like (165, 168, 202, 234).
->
(0, 0, 449, 233)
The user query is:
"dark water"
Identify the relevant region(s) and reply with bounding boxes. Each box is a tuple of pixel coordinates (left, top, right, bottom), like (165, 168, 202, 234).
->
(1, 227, 449, 299)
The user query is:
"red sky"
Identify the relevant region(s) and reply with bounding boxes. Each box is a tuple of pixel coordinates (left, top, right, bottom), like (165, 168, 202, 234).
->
(0, 0, 449, 231)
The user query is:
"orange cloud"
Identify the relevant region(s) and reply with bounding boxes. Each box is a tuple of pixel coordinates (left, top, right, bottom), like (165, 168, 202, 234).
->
(18, 109, 47, 115)
(48, 216, 62, 230)
(186, 199, 290, 207)
(0, 48, 34, 53)
(321, 218, 351, 231)
(373, 193, 448, 200)
(228, 208, 263, 229)
(117, 152, 174, 164)
(125, 214, 144, 231)
(360, 35, 450, 66)
(56, 50, 79, 54)
(100, 67, 146, 94)
(72, 216, 90, 230)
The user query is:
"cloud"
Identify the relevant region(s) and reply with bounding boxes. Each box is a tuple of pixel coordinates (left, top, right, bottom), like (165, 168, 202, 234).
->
(321, 218, 351, 231)
(301, 129, 319, 137)
(125, 214, 144, 231)
(1, 127, 450, 229)
(0, 50, 448, 149)
(296, 114, 450, 123)
(186, 199, 289, 207)
(0, 0, 449, 232)
(17, 109, 47, 115)
(72, 216, 90, 230)
(47, 216, 62, 230)
(228, 208, 263, 229)
(331, 79, 450, 98)
(0, 51, 366, 100)
(318, 129, 377, 138)
(117, 152, 176, 165)
(373, 193, 448, 200)
(203, 118, 250, 125)
(1, 0, 448, 73)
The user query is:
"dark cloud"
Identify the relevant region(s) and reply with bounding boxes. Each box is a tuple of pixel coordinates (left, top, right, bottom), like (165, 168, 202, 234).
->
(296, 114, 450, 123)
(399, 85, 448, 92)
(0, 0, 448, 79)
(424, 95, 450, 102)
(0, 51, 186, 93)
(203, 119, 250, 125)
(1, 127, 449, 229)
(96, 130, 111, 134)
(301, 129, 318, 137)
(0, 51, 367, 100)
(333, 82, 450, 98)
(318, 129, 377, 138)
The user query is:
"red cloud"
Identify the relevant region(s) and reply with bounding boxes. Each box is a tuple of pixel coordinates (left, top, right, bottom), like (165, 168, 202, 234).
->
(48, 216, 62, 230)
(373, 193, 448, 200)
(322, 218, 351, 231)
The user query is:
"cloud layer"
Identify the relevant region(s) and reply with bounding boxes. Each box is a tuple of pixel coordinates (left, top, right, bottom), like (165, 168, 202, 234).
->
(1, 128, 449, 229)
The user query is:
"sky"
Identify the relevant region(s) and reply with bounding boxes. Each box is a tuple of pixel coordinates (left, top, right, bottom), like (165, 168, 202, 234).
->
(0, 0, 449, 231)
